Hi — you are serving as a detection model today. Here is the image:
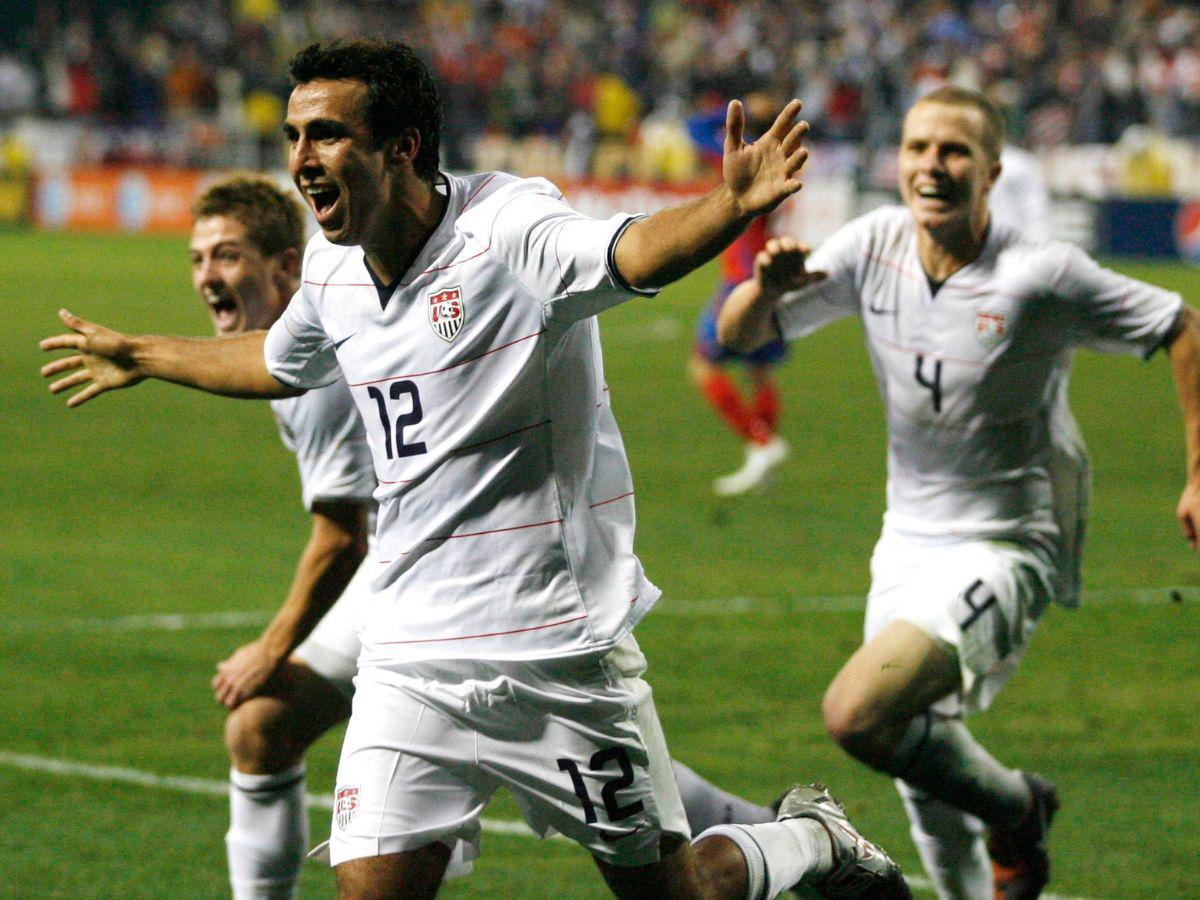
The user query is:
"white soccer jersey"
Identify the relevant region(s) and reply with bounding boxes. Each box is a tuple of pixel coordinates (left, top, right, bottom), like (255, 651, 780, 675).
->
(270, 379, 376, 511)
(990, 146, 1050, 242)
(776, 206, 1183, 605)
(264, 171, 659, 664)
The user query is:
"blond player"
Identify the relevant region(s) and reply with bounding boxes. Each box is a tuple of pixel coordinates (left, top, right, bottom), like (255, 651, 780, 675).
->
(188, 175, 374, 898)
(718, 85, 1200, 899)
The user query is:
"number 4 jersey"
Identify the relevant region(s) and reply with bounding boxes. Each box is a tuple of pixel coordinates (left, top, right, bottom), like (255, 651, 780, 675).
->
(775, 206, 1183, 606)
(263, 172, 660, 665)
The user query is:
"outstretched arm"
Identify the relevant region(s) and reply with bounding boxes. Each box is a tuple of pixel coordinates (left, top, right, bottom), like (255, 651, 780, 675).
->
(717, 236, 825, 352)
(613, 99, 809, 290)
(1169, 305, 1200, 549)
(41, 309, 298, 407)
(213, 499, 369, 709)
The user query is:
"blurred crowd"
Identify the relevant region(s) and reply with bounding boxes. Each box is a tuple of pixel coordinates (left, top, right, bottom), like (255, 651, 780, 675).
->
(2, 0, 1200, 178)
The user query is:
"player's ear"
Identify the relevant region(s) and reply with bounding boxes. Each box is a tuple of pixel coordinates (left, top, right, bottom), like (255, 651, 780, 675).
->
(274, 247, 302, 293)
(389, 127, 421, 170)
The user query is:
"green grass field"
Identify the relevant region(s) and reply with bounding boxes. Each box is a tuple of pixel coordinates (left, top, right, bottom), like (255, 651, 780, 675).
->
(2, 232, 1197, 898)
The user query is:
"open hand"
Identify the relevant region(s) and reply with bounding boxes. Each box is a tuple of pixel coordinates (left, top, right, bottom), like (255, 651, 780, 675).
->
(40, 310, 144, 407)
(723, 98, 810, 218)
(755, 236, 826, 298)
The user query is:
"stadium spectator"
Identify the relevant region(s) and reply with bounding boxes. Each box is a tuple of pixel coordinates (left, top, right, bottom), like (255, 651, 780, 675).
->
(43, 38, 910, 900)
(9, 1, 1200, 172)
(717, 85, 1200, 900)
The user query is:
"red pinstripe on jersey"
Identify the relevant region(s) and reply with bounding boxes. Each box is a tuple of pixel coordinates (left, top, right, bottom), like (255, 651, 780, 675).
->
(347, 331, 545, 386)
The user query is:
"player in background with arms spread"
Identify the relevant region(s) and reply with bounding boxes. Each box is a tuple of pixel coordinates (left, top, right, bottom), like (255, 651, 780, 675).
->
(188, 175, 375, 899)
(688, 91, 791, 496)
(718, 86, 1200, 899)
(43, 40, 910, 900)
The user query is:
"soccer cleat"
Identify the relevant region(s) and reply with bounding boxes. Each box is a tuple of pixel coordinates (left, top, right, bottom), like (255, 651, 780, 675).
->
(987, 773, 1059, 900)
(777, 783, 912, 898)
(713, 435, 790, 496)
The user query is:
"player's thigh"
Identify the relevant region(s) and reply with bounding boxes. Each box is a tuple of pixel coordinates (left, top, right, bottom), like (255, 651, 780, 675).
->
(329, 666, 493, 869)
(225, 660, 352, 770)
(859, 532, 1051, 717)
(825, 618, 961, 731)
(335, 842, 452, 900)
(491, 638, 691, 869)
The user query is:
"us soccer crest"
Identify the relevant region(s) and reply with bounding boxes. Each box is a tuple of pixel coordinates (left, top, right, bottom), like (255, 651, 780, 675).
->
(975, 311, 1007, 349)
(428, 285, 465, 341)
(335, 785, 360, 831)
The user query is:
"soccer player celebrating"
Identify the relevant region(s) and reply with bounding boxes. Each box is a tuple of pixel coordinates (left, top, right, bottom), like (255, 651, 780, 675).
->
(43, 40, 909, 900)
(187, 174, 374, 898)
(718, 85, 1200, 899)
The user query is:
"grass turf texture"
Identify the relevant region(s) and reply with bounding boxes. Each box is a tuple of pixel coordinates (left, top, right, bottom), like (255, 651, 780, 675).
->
(2, 232, 1197, 898)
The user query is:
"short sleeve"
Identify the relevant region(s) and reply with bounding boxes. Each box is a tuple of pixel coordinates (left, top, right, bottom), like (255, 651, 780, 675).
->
(263, 285, 342, 389)
(479, 178, 651, 325)
(1050, 244, 1183, 358)
(775, 220, 862, 340)
(274, 382, 375, 511)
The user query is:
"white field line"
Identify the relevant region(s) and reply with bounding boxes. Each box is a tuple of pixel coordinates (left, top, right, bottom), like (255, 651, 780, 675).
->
(0, 750, 1100, 899)
(0, 750, 535, 838)
(16, 585, 1196, 635)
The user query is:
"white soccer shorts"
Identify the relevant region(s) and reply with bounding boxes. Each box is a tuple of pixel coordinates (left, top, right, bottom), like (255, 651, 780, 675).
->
(290, 550, 375, 697)
(326, 635, 690, 869)
(864, 527, 1055, 716)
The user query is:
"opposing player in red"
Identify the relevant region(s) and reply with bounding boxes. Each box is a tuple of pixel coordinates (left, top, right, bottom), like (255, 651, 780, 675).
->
(44, 40, 909, 900)
(719, 86, 1200, 899)
(687, 91, 791, 496)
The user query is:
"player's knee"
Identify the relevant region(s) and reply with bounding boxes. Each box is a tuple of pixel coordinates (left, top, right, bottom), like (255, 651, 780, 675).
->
(821, 686, 887, 759)
(224, 701, 298, 773)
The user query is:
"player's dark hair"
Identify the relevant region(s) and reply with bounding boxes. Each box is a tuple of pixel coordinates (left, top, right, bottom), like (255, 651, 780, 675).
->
(289, 40, 442, 182)
(192, 174, 306, 257)
(916, 86, 1005, 163)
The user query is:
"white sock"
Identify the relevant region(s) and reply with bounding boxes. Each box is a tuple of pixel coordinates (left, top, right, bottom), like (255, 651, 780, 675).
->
(890, 713, 1031, 825)
(226, 765, 308, 900)
(698, 818, 833, 900)
(672, 760, 776, 832)
(897, 779, 991, 900)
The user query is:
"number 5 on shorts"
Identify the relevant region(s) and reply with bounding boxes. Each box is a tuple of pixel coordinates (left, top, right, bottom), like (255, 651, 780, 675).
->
(557, 747, 645, 825)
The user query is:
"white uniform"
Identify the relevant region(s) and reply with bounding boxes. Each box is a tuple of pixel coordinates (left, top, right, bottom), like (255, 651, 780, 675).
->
(777, 206, 1182, 711)
(990, 146, 1051, 242)
(272, 380, 376, 692)
(263, 172, 686, 868)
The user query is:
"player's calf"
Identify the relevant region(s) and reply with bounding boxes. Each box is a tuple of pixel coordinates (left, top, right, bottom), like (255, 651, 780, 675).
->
(987, 773, 1058, 900)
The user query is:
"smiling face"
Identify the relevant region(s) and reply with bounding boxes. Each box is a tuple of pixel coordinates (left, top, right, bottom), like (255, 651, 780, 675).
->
(898, 100, 1001, 239)
(189, 215, 291, 334)
(284, 78, 394, 248)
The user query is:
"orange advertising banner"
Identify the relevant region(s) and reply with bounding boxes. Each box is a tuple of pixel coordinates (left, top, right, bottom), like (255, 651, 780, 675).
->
(34, 169, 205, 234)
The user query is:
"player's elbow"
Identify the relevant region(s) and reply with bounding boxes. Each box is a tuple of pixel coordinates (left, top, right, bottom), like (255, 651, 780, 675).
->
(716, 313, 763, 354)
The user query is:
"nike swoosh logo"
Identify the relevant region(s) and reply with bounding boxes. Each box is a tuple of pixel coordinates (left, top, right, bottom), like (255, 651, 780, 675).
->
(867, 304, 897, 315)
(333, 333, 357, 350)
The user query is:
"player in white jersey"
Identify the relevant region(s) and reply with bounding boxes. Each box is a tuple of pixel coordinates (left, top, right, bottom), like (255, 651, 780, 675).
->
(188, 175, 375, 898)
(43, 40, 910, 900)
(718, 85, 1200, 900)
(989, 145, 1050, 242)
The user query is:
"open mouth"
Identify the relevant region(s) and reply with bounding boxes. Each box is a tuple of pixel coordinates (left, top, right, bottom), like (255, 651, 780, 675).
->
(206, 294, 241, 332)
(306, 183, 341, 224)
(915, 184, 953, 201)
